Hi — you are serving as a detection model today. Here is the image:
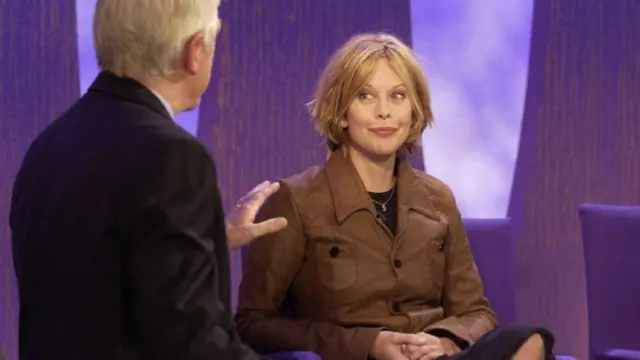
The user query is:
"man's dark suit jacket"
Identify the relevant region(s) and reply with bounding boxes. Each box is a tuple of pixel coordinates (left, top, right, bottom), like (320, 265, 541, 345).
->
(9, 71, 260, 360)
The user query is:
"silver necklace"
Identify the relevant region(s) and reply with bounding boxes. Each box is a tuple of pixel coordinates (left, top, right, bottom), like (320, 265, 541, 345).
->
(370, 181, 396, 212)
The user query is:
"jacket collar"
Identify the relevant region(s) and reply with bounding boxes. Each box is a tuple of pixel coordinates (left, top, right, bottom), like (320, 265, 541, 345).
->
(323, 150, 439, 229)
(87, 71, 173, 121)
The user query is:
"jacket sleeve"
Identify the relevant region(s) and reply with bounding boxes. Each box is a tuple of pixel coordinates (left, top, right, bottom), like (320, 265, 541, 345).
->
(235, 181, 382, 360)
(423, 183, 498, 349)
(123, 138, 262, 360)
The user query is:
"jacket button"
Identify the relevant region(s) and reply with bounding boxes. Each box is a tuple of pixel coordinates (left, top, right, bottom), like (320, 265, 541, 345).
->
(438, 244, 445, 251)
(391, 302, 400, 313)
(393, 259, 402, 268)
(329, 246, 340, 258)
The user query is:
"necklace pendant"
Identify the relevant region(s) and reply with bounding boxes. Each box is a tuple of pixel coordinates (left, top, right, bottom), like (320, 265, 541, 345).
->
(381, 204, 387, 212)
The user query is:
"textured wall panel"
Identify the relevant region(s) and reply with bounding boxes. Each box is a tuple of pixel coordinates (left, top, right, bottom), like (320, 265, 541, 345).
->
(509, 1, 640, 358)
(0, 1, 80, 358)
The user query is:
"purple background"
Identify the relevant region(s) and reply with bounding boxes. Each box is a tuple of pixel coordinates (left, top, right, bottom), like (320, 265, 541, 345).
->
(1, 1, 639, 359)
(413, 0, 533, 217)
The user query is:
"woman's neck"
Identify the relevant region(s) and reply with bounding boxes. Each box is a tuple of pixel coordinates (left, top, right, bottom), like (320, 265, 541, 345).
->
(346, 147, 396, 193)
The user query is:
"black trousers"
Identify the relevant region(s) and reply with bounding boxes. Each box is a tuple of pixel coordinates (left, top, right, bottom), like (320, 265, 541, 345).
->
(442, 324, 555, 360)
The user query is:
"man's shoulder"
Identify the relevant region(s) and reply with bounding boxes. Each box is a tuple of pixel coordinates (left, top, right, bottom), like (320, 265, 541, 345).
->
(78, 91, 209, 161)
(82, 90, 189, 137)
(28, 93, 212, 180)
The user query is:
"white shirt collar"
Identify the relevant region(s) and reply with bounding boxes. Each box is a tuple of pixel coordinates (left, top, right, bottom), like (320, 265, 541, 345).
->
(149, 89, 175, 119)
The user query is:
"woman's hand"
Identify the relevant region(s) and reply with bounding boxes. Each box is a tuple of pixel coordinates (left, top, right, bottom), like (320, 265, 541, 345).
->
(438, 337, 461, 355)
(402, 333, 460, 360)
(370, 331, 427, 360)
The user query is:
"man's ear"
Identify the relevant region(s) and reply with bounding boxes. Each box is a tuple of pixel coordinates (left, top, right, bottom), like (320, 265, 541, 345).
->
(182, 31, 206, 75)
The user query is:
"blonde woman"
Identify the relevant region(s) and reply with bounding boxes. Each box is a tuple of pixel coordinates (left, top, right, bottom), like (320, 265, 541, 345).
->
(236, 33, 555, 360)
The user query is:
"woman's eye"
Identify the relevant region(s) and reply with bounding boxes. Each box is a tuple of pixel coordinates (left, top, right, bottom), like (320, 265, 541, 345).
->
(392, 92, 406, 100)
(358, 92, 374, 100)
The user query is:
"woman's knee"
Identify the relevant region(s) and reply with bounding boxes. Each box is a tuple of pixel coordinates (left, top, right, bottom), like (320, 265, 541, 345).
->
(512, 334, 545, 360)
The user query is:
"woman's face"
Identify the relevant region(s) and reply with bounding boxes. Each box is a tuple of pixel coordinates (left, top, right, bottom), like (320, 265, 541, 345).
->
(345, 59, 413, 160)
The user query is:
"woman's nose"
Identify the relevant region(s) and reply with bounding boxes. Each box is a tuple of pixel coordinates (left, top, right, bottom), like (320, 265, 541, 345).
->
(376, 100, 391, 119)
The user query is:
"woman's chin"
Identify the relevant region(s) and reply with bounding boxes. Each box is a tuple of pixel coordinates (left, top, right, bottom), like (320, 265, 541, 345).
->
(367, 148, 400, 161)
(348, 143, 401, 161)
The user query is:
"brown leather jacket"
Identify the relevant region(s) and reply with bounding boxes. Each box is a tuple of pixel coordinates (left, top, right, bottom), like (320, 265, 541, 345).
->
(235, 152, 497, 359)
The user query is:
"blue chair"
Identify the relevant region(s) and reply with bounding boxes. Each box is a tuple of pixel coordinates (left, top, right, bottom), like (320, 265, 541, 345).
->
(579, 204, 640, 360)
(0, 338, 5, 360)
(267, 351, 321, 360)
(463, 218, 578, 360)
(464, 218, 516, 325)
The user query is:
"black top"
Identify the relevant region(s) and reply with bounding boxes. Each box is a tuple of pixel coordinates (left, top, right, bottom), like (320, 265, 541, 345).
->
(10, 71, 262, 360)
(369, 184, 398, 235)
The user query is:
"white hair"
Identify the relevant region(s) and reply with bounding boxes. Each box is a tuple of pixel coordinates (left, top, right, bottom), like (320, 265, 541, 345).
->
(93, 0, 221, 78)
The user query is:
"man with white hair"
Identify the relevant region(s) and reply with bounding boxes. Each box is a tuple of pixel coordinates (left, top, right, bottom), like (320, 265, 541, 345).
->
(9, 1, 285, 359)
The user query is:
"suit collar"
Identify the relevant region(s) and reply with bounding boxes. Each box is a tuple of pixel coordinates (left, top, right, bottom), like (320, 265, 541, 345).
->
(324, 150, 438, 226)
(149, 89, 175, 119)
(88, 71, 173, 121)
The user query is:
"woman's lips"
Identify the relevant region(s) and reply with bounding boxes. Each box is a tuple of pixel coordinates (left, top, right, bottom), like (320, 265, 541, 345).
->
(369, 127, 398, 137)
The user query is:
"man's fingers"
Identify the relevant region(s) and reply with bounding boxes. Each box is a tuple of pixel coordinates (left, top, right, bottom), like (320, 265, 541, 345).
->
(261, 181, 281, 198)
(248, 217, 288, 238)
(249, 180, 270, 194)
(239, 182, 281, 218)
(250, 181, 280, 205)
(242, 182, 280, 207)
(391, 333, 426, 346)
(238, 181, 270, 204)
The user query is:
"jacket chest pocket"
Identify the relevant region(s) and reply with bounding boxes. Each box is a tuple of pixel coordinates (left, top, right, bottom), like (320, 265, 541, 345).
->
(314, 242, 357, 291)
(407, 210, 448, 297)
(425, 238, 446, 292)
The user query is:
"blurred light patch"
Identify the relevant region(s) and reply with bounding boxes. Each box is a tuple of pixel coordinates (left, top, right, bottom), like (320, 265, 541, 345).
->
(75, 0, 200, 136)
(411, 0, 533, 217)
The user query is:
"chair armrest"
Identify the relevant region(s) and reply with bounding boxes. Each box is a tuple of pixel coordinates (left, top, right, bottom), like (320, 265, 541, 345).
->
(596, 349, 640, 360)
(267, 351, 322, 360)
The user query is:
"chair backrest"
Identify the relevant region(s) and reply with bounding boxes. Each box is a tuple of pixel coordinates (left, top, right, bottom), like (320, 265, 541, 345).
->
(462, 218, 516, 325)
(579, 203, 640, 357)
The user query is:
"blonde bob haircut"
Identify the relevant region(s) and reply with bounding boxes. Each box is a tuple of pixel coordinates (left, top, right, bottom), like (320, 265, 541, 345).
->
(308, 33, 433, 156)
